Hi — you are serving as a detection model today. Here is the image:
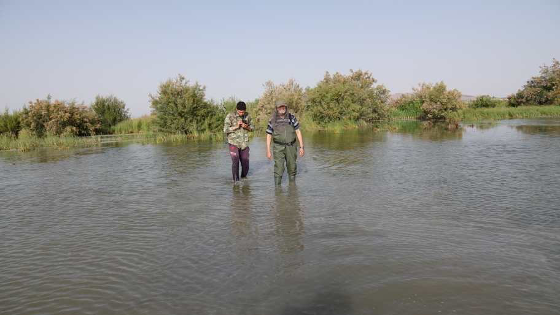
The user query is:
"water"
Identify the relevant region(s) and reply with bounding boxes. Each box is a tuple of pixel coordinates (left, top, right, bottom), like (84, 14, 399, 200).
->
(1, 119, 559, 314)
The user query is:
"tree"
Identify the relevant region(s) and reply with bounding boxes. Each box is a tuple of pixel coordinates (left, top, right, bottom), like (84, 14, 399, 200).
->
(150, 75, 223, 134)
(470, 95, 501, 108)
(508, 59, 560, 106)
(21, 97, 100, 137)
(409, 82, 465, 121)
(91, 95, 130, 134)
(305, 70, 391, 123)
(0, 109, 21, 137)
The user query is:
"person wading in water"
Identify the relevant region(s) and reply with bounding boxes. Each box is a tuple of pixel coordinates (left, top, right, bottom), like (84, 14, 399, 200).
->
(224, 101, 254, 182)
(266, 100, 305, 185)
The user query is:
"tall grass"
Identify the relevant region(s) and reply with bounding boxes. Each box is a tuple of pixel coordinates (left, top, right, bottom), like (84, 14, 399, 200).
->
(112, 115, 155, 134)
(299, 114, 369, 133)
(389, 108, 422, 121)
(449, 105, 560, 122)
(0, 133, 102, 152)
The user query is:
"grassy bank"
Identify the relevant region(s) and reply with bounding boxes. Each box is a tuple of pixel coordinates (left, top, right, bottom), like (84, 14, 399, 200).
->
(450, 105, 560, 122)
(2, 105, 560, 152)
(0, 134, 103, 152)
(0, 132, 226, 152)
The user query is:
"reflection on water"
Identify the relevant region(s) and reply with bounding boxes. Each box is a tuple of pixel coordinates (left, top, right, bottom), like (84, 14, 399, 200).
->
(309, 128, 386, 151)
(515, 124, 560, 136)
(1, 119, 560, 314)
(231, 183, 256, 239)
(388, 121, 464, 141)
(273, 184, 304, 254)
(0, 146, 114, 164)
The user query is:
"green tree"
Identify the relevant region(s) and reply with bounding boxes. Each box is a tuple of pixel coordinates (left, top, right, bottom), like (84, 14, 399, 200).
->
(508, 59, 560, 106)
(150, 75, 223, 134)
(0, 109, 22, 137)
(305, 70, 390, 124)
(470, 95, 501, 108)
(91, 95, 130, 134)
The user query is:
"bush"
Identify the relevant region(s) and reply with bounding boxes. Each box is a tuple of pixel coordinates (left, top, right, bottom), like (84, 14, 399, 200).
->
(215, 97, 257, 114)
(21, 96, 100, 137)
(508, 59, 560, 107)
(217, 96, 240, 113)
(470, 95, 501, 109)
(150, 75, 223, 134)
(215, 97, 261, 129)
(91, 95, 130, 134)
(255, 79, 305, 125)
(407, 82, 465, 120)
(391, 95, 423, 118)
(306, 70, 391, 124)
(0, 109, 22, 137)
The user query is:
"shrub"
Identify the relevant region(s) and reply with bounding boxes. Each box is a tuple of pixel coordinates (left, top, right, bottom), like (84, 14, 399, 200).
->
(305, 70, 390, 124)
(150, 75, 223, 134)
(215, 97, 261, 129)
(508, 59, 560, 107)
(255, 79, 305, 125)
(0, 109, 22, 137)
(391, 94, 423, 118)
(470, 95, 501, 109)
(91, 95, 130, 134)
(217, 96, 240, 113)
(215, 97, 257, 114)
(410, 82, 465, 120)
(21, 97, 100, 137)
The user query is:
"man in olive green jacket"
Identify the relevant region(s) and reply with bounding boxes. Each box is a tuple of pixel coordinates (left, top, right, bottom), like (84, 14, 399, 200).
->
(266, 100, 305, 185)
(224, 101, 254, 182)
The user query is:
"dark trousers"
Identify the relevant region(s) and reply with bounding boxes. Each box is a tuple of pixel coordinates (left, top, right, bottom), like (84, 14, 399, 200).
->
(229, 144, 250, 181)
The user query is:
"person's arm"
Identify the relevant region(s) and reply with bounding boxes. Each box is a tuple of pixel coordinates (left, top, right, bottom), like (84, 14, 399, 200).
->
(266, 120, 273, 159)
(296, 129, 304, 157)
(266, 134, 272, 160)
(292, 114, 304, 157)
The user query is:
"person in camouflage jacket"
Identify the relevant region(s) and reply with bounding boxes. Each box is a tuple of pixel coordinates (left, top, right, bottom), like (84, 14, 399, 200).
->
(224, 101, 254, 182)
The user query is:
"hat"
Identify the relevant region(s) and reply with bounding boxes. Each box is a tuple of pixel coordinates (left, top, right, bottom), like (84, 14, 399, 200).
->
(236, 101, 246, 110)
(275, 100, 287, 108)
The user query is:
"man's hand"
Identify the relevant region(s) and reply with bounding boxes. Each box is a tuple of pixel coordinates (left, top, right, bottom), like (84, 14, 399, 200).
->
(266, 150, 272, 160)
(241, 123, 250, 130)
(299, 147, 305, 157)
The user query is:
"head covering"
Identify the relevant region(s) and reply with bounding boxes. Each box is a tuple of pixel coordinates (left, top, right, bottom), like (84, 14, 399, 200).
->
(270, 101, 289, 129)
(275, 100, 287, 108)
(236, 101, 247, 111)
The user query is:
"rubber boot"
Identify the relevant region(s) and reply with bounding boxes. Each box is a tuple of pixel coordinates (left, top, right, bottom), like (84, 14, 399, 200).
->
(288, 176, 296, 182)
(274, 176, 282, 186)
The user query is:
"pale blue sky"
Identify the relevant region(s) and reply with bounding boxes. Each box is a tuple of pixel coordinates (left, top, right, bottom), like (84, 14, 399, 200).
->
(1, 0, 559, 117)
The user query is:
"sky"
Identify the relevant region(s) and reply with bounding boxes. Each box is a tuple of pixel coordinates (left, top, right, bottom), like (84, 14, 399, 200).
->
(1, 0, 559, 117)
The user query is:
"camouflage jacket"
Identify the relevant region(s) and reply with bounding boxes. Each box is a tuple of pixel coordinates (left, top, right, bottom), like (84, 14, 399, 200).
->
(224, 112, 254, 149)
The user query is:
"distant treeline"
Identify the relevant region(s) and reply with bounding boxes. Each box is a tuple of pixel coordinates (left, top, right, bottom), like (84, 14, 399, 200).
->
(1, 59, 559, 139)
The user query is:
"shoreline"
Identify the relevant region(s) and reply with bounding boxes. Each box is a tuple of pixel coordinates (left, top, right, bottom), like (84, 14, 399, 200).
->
(2, 106, 559, 152)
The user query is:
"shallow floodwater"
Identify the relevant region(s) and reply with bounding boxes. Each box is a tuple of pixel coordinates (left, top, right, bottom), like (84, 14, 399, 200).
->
(1, 119, 559, 314)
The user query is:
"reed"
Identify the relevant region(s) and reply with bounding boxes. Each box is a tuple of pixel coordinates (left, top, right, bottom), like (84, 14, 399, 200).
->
(451, 105, 560, 122)
(112, 115, 155, 134)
